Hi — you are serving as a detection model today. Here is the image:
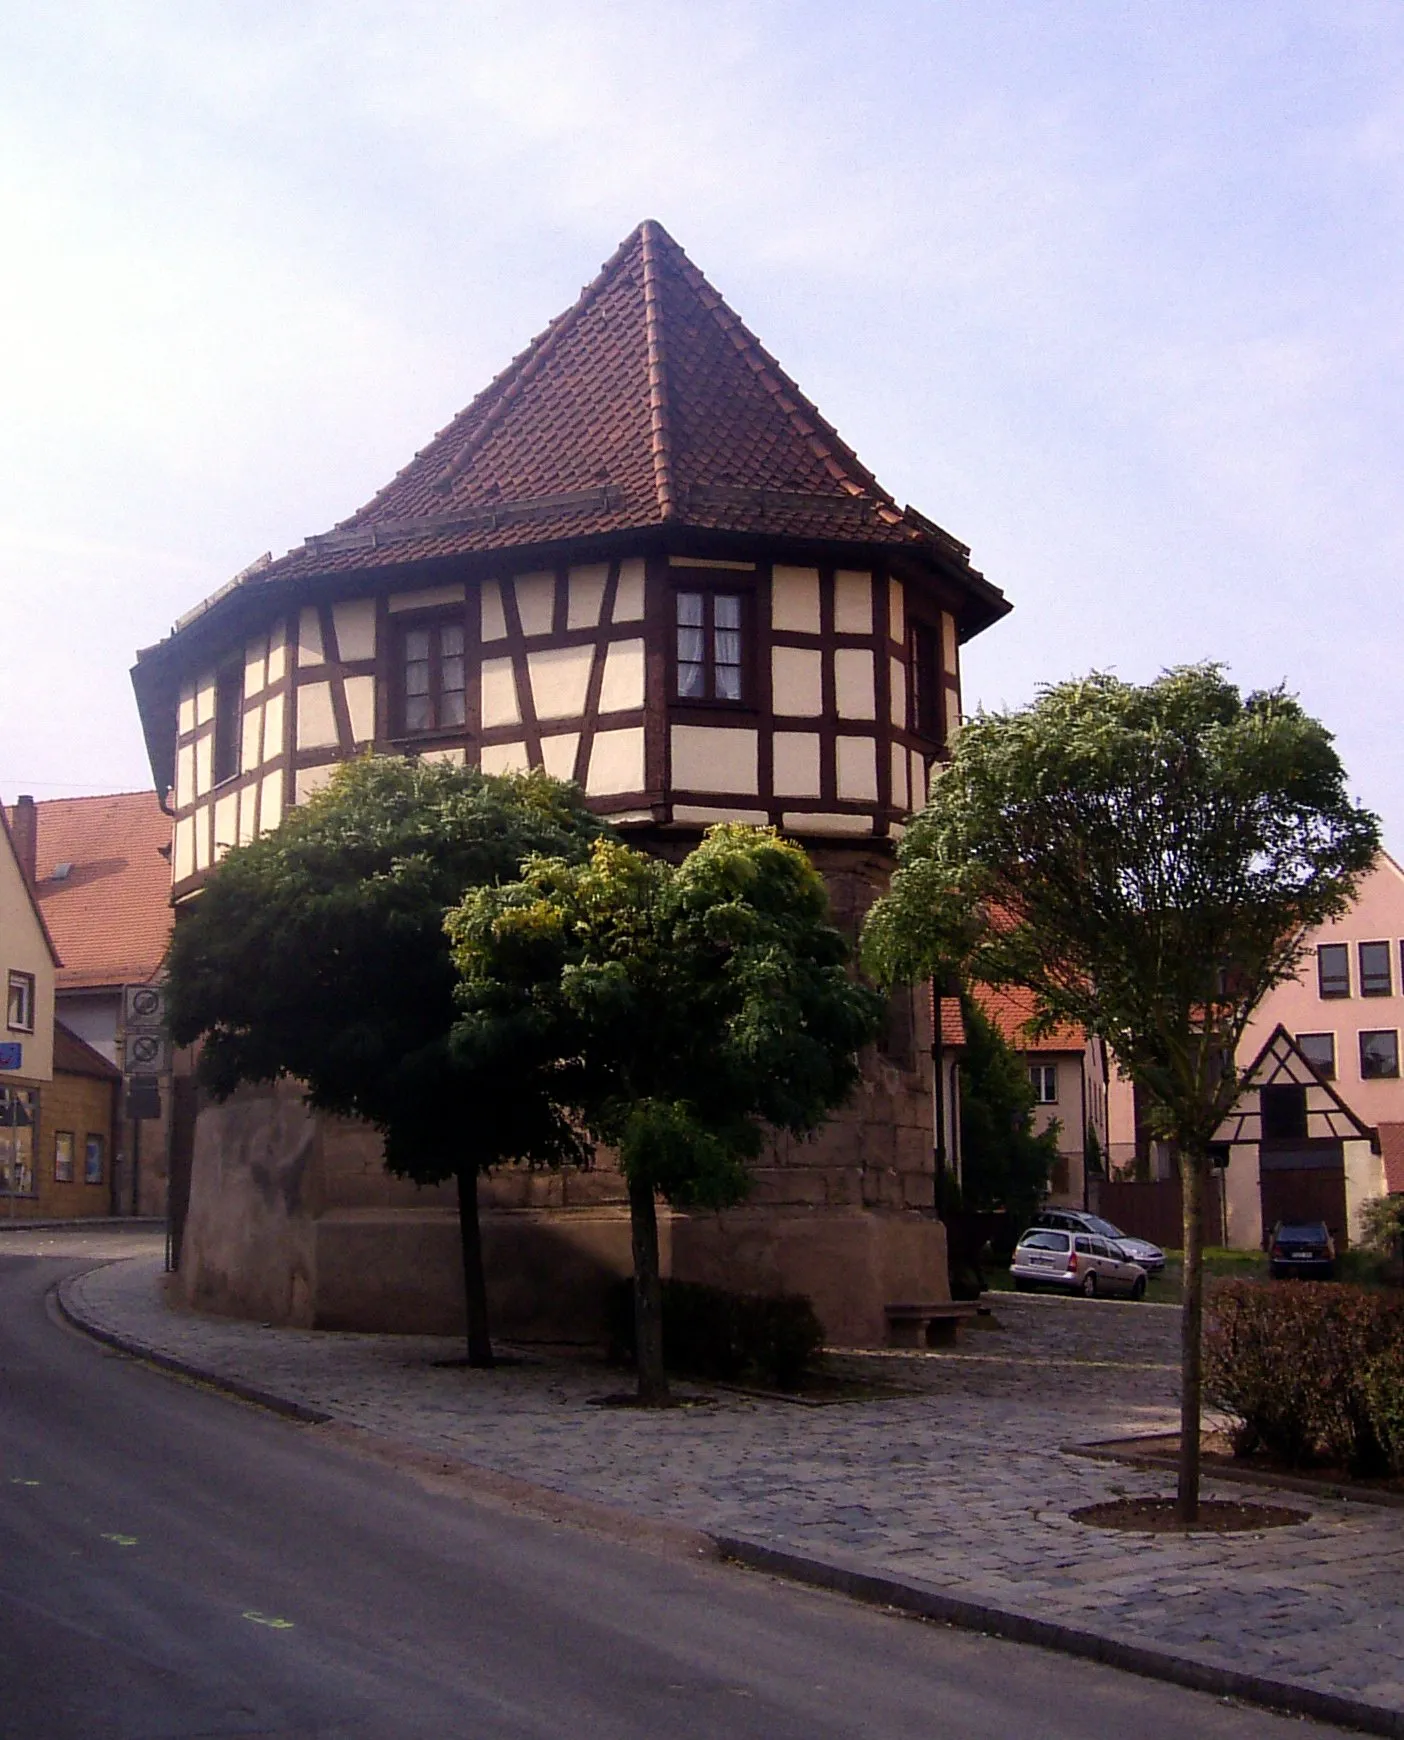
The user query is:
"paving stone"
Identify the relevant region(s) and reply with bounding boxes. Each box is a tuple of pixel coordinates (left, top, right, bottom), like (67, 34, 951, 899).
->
(58, 1251, 1404, 1717)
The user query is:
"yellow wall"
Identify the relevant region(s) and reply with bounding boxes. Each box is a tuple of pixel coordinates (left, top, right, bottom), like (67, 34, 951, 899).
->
(1, 823, 54, 1083)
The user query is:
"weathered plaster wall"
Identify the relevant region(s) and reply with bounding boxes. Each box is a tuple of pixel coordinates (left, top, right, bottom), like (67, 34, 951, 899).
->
(177, 1079, 319, 1325)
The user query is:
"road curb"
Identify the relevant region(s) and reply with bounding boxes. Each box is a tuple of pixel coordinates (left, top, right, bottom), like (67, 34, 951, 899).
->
(0, 1216, 165, 1233)
(714, 1538, 1404, 1738)
(54, 1273, 333, 1426)
(56, 1266, 1404, 1737)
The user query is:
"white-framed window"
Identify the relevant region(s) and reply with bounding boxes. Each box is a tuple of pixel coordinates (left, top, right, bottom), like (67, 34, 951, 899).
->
(1296, 1032, 1336, 1080)
(6, 971, 34, 1033)
(1359, 941, 1393, 998)
(1360, 1030, 1400, 1080)
(1030, 1062, 1058, 1104)
(1317, 943, 1350, 999)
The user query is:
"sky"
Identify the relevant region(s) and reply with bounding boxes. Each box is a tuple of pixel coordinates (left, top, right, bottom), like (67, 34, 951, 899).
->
(2, 2, 1401, 838)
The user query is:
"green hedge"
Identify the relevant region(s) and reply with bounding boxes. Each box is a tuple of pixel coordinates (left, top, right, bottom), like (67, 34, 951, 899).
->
(607, 1278, 824, 1391)
(1205, 1280, 1404, 1476)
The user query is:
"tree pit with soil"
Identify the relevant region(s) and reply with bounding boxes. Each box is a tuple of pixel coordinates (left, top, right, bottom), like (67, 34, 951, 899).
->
(1071, 1496, 1307, 1533)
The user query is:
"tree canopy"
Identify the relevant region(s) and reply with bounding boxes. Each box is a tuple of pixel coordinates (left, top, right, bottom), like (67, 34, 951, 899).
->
(954, 992, 1061, 1232)
(448, 825, 885, 1401)
(165, 755, 604, 1362)
(863, 665, 1379, 1517)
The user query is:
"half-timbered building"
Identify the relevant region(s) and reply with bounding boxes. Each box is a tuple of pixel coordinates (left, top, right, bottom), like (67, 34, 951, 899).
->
(133, 221, 1011, 1346)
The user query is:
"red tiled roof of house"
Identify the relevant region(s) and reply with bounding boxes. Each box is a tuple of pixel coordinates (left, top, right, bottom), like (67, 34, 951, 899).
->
(53, 1019, 121, 1082)
(934, 992, 967, 1049)
(7, 793, 172, 991)
(1379, 1122, 1404, 1194)
(973, 984, 1087, 1054)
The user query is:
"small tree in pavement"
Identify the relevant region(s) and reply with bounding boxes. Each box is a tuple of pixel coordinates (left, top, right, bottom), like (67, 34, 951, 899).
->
(165, 757, 602, 1367)
(862, 667, 1378, 1520)
(448, 826, 885, 1404)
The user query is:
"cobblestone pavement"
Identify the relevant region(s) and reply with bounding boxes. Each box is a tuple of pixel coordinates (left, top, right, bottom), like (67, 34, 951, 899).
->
(43, 1239, 1404, 1718)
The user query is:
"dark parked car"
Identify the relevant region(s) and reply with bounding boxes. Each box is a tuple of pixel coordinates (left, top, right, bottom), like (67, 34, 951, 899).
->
(1034, 1209, 1166, 1275)
(1267, 1220, 1335, 1280)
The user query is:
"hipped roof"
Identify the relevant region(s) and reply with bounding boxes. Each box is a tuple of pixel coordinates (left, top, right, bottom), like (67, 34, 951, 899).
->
(133, 221, 1008, 793)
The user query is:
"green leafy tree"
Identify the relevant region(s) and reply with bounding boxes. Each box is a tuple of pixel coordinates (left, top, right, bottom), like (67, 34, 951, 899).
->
(955, 992, 1061, 1231)
(1359, 1195, 1404, 1269)
(448, 826, 885, 1404)
(863, 666, 1379, 1520)
(165, 757, 603, 1366)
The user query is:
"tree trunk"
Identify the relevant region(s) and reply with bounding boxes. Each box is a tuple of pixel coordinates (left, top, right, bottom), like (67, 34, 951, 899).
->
(455, 1164, 495, 1369)
(628, 1175, 669, 1405)
(1176, 1147, 1206, 1523)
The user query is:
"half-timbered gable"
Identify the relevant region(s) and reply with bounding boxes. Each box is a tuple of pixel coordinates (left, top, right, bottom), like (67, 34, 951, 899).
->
(135, 221, 1007, 904)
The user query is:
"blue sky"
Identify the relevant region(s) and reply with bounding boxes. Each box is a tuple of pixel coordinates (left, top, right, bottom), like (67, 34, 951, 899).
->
(3, 2, 1400, 837)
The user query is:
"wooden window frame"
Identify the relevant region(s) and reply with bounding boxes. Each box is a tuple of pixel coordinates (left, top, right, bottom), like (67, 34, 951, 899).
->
(6, 971, 35, 1033)
(390, 610, 469, 741)
(672, 585, 752, 709)
(212, 658, 244, 787)
(1359, 940, 1393, 998)
(908, 618, 944, 746)
(1296, 1031, 1336, 1081)
(1317, 943, 1350, 1000)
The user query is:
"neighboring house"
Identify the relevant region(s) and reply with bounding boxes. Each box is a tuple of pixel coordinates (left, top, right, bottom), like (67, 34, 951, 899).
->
(1214, 1024, 1383, 1250)
(1, 799, 120, 1217)
(127, 219, 1011, 1346)
(968, 986, 1109, 1209)
(1238, 851, 1404, 1191)
(1104, 850, 1404, 1247)
(28, 1022, 122, 1219)
(4, 791, 175, 1215)
(0, 802, 58, 1205)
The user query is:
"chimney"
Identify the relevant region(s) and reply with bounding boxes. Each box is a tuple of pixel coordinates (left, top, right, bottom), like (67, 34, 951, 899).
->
(10, 795, 37, 888)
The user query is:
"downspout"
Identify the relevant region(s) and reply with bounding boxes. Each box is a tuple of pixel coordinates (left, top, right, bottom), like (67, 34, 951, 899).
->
(932, 990, 946, 1217)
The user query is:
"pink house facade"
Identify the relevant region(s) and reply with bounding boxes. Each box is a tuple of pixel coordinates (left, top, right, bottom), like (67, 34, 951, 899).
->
(1107, 852, 1404, 1248)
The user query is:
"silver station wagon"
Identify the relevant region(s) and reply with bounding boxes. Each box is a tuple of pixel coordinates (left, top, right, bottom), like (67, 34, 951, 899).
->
(1010, 1228, 1149, 1300)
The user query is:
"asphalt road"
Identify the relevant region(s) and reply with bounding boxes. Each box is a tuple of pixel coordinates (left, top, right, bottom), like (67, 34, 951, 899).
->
(0, 1232, 1354, 1739)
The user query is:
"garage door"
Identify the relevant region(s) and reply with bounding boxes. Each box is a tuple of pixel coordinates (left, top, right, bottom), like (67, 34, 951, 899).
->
(1259, 1142, 1348, 1248)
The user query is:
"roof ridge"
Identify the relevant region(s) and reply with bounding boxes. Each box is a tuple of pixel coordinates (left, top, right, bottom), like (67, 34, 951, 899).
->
(338, 226, 649, 527)
(638, 220, 677, 521)
(648, 226, 899, 516)
(427, 226, 646, 505)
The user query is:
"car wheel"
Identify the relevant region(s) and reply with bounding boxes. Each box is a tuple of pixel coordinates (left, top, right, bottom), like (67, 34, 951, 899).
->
(1131, 1275, 1147, 1301)
(1080, 1272, 1097, 1298)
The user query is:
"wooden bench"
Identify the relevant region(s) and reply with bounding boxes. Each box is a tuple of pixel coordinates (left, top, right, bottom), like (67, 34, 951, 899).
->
(884, 1301, 980, 1349)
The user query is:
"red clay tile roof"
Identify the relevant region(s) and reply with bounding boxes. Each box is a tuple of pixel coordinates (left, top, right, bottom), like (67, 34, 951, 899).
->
(1379, 1122, 1404, 1194)
(7, 793, 172, 991)
(972, 984, 1087, 1054)
(933, 991, 967, 1049)
(240, 220, 984, 581)
(53, 1019, 121, 1081)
